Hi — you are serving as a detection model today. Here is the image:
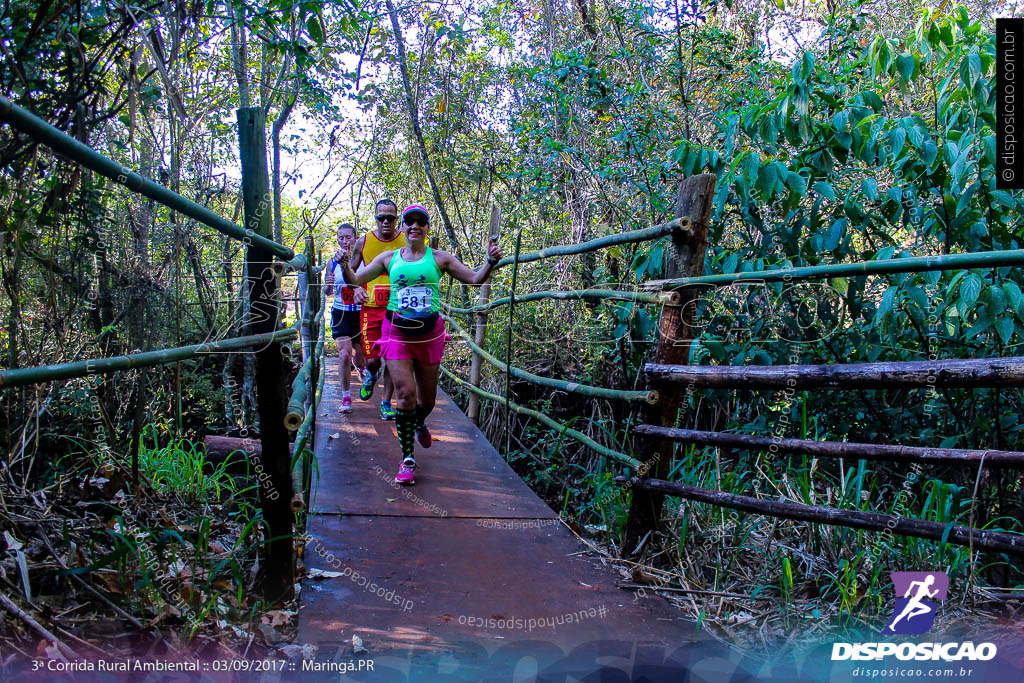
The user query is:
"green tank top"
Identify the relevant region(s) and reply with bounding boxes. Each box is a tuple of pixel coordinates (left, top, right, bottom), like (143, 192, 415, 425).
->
(386, 247, 442, 317)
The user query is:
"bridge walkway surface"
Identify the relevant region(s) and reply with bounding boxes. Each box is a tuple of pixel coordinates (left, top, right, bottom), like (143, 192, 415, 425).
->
(292, 363, 772, 681)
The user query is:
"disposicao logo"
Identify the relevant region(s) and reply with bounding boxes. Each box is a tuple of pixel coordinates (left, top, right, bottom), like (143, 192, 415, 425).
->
(831, 570, 997, 662)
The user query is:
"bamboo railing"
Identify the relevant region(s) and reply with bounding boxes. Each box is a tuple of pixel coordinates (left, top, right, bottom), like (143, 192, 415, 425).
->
(0, 95, 293, 261)
(645, 247, 1024, 290)
(440, 177, 1024, 561)
(621, 477, 1024, 556)
(442, 313, 657, 404)
(0, 328, 297, 388)
(439, 366, 641, 468)
(633, 425, 1024, 469)
(0, 100, 324, 599)
(491, 217, 691, 268)
(442, 288, 677, 315)
(644, 357, 1024, 389)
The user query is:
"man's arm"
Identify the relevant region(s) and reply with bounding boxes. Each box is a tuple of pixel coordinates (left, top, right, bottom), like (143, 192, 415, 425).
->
(323, 258, 335, 295)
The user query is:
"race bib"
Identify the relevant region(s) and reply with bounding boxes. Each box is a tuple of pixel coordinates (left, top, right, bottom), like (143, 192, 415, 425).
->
(371, 285, 390, 306)
(398, 286, 432, 313)
(339, 287, 355, 305)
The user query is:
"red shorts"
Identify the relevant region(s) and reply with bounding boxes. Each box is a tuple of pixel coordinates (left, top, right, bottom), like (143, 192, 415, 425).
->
(376, 316, 449, 366)
(360, 307, 387, 359)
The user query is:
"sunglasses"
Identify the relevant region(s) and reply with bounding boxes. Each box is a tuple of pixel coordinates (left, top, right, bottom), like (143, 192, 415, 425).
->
(375, 214, 397, 222)
(404, 215, 428, 227)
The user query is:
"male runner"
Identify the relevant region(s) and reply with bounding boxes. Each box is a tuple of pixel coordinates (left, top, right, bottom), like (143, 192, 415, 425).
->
(323, 223, 368, 412)
(351, 198, 404, 419)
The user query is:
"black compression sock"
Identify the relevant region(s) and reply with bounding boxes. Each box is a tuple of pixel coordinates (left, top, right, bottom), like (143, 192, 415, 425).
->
(415, 404, 432, 429)
(395, 408, 417, 460)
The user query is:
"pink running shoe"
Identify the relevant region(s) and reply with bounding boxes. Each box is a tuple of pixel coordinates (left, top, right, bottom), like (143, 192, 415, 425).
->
(415, 425, 432, 448)
(395, 458, 416, 485)
(340, 395, 352, 413)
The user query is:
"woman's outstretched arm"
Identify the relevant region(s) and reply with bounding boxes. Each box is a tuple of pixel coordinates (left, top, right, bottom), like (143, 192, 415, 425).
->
(340, 249, 391, 287)
(436, 241, 504, 285)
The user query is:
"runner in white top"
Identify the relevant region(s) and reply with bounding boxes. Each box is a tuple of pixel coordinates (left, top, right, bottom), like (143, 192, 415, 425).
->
(323, 223, 368, 412)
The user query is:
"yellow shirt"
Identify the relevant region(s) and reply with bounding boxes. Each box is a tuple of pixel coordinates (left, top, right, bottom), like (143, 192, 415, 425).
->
(361, 230, 406, 307)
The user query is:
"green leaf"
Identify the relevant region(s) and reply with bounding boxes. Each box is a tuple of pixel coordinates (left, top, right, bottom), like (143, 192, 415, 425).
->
(861, 91, 883, 113)
(307, 15, 324, 44)
(990, 190, 1016, 209)
(1002, 281, 1022, 314)
(995, 317, 1014, 344)
(896, 54, 915, 82)
(921, 141, 938, 167)
(986, 284, 1007, 315)
(960, 53, 981, 91)
(825, 218, 846, 251)
(861, 178, 878, 201)
(876, 286, 897, 322)
(812, 181, 835, 200)
(888, 128, 906, 160)
(960, 274, 982, 307)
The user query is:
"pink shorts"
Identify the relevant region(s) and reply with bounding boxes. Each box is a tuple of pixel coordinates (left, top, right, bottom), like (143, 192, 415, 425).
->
(376, 316, 450, 365)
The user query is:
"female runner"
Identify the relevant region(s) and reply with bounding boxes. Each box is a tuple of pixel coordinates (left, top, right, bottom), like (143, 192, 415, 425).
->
(338, 205, 503, 484)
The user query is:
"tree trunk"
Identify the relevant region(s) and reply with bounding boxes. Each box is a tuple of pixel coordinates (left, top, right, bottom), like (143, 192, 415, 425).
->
(621, 173, 715, 556)
(384, 0, 463, 261)
(238, 106, 293, 604)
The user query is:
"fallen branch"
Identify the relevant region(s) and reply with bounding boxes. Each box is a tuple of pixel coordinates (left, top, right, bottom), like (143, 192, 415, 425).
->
(0, 590, 79, 660)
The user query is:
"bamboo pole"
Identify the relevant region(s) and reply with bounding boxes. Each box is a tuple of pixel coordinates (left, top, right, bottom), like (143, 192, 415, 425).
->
(285, 310, 324, 430)
(442, 313, 657, 404)
(440, 366, 642, 468)
(442, 288, 677, 315)
(504, 231, 523, 456)
(0, 95, 293, 260)
(633, 425, 1024, 469)
(491, 216, 691, 268)
(646, 248, 1024, 290)
(622, 477, 1024, 556)
(0, 328, 297, 389)
(468, 204, 500, 424)
(292, 325, 327, 514)
(271, 253, 308, 276)
(644, 357, 1024, 389)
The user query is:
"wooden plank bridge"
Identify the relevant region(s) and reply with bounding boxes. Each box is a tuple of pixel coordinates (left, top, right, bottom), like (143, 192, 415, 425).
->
(294, 364, 743, 680)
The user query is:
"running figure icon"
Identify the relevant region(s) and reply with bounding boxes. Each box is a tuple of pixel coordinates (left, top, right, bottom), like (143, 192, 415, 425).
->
(887, 574, 938, 632)
(883, 571, 949, 635)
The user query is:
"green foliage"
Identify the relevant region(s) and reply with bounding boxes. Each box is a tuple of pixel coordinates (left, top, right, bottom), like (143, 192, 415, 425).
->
(138, 425, 239, 502)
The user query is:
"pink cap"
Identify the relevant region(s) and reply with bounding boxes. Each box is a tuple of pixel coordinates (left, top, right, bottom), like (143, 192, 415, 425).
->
(402, 205, 430, 222)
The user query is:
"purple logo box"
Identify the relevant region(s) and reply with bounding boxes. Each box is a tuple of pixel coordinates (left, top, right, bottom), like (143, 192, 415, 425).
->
(882, 571, 949, 635)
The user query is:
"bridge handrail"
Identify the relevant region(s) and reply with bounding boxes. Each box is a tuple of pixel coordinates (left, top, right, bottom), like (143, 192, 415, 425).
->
(442, 288, 677, 315)
(645, 248, 1024, 290)
(442, 313, 657, 404)
(633, 425, 1024, 469)
(489, 217, 691, 269)
(0, 95, 294, 261)
(618, 476, 1024, 556)
(285, 308, 326, 430)
(290, 304, 326, 513)
(0, 327, 298, 388)
(439, 365, 642, 468)
(644, 357, 1024, 389)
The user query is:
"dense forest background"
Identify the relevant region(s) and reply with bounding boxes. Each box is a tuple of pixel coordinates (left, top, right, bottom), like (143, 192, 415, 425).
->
(0, 0, 1020, 657)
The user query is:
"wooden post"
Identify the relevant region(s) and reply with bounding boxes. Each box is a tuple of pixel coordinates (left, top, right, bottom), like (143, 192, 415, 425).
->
(238, 106, 294, 603)
(468, 205, 500, 424)
(620, 173, 716, 557)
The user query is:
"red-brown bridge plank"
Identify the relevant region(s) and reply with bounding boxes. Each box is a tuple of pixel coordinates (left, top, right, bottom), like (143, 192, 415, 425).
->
(297, 363, 709, 675)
